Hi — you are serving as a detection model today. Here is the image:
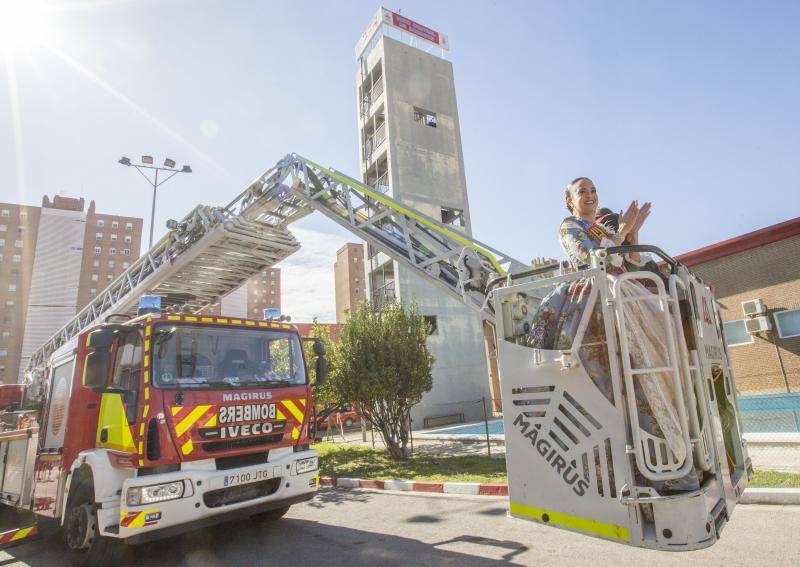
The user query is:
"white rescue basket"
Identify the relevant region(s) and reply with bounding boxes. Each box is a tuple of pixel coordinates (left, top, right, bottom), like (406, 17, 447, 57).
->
(493, 246, 751, 551)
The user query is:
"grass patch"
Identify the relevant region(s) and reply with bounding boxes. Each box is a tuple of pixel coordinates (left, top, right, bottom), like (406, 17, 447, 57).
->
(315, 442, 507, 484)
(750, 469, 800, 488)
(316, 443, 800, 489)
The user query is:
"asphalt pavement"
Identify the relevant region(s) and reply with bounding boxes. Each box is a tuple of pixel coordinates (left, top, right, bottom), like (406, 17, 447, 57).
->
(2, 488, 797, 566)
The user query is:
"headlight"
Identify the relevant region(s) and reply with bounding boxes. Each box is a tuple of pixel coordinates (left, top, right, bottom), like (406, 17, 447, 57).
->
(126, 480, 188, 506)
(295, 456, 318, 474)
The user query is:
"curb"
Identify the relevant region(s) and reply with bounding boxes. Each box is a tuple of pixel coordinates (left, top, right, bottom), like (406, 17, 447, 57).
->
(320, 477, 800, 503)
(319, 477, 507, 496)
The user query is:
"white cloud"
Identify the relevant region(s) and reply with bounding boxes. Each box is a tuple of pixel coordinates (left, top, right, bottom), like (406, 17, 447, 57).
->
(276, 227, 355, 323)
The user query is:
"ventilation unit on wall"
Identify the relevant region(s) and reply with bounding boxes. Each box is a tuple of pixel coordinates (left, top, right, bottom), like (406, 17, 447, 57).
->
(742, 299, 766, 316)
(745, 316, 772, 334)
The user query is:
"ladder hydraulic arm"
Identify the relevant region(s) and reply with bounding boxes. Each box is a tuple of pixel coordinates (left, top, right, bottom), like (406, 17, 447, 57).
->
(26, 152, 529, 374)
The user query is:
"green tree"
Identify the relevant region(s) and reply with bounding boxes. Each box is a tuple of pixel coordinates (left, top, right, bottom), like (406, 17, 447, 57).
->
(330, 300, 434, 461)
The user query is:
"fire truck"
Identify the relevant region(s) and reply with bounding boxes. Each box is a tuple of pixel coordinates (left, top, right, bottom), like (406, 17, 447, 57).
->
(0, 153, 750, 558)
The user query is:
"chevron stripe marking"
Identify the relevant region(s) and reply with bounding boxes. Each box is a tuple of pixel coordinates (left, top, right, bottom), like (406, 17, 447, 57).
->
(282, 400, 304, 422)
(175, 405, 211, 437)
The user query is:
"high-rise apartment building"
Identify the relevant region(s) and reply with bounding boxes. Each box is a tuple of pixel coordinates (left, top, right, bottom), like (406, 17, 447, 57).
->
(334, 243, 366, 323)
(203, 268, 282, 319)
(0, 195, 143, 383)
(355, 9, 491, 427)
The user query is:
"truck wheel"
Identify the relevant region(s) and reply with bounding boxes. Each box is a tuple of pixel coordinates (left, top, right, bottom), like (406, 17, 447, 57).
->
(250, 505, 290, 523)
(64, 501, 122, 564)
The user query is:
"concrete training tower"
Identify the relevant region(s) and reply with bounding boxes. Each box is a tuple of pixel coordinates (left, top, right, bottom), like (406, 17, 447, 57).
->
(355, 8, 491, 428)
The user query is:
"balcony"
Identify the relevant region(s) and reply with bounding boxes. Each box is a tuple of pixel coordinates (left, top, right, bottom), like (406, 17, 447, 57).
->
(364, 122, 386, 164)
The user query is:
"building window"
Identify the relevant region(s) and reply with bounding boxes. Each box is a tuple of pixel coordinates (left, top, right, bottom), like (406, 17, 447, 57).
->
(109, 247, 116, 255)
(0, 349, 7, 357)
(19, 211, 26, 220)
(0, 225, 6, 232)
(1, 210, 8, 217)
(108, 260, 115, 268)
(12, 255, 20, 264)
(355, 288, 359, 295)
(111, 221, 119, 229)
(110, 234, 117, 241)
(1, 332, 8, 340)
(93, 259, 100, 267)
(91, 274, 98, 281)
(723, 320, 752, 347)
(4, 301, 13, 307)
(775, 309, 800, 339)
(353, 257, 358, 263)
(123, 262, 130, 269)
(96, 232, 103, 240)
(14, 240, 22, 248)
(90, 288, 97, 295)
(124, 235, 132, 243)
(0, 254, 3, 263)
(413, 107, 437, 128)
(106, 275, 113, 282)
(126, 222, 133, 230)
(354, 277, 360, 283)
(94, 246, 101, 255)
(423, 315, 438, 335)
(7, 284, 15, 292)
(0, 239, 4, 247)
(97, 219, 105, 228)
(122, 249, 130, 256)
(441, 207, 465, 227)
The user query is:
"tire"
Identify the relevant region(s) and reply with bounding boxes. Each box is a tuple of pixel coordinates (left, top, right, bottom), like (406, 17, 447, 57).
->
(344, 418, 354, 428)
(250, 505, 290, 523)
(64, 482, 123, 565)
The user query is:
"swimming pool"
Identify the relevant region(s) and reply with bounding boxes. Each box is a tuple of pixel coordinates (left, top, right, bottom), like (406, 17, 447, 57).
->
(420, 393, 800, 437)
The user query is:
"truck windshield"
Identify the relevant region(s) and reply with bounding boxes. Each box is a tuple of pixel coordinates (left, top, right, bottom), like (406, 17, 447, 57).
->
(152, 324, 306, 390)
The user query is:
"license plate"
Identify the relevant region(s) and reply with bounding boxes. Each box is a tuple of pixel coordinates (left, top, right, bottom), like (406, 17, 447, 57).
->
(222, 467, 272, 488)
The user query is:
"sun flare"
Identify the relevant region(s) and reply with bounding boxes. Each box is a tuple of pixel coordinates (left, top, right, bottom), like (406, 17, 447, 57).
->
(0, 0, 49, 50)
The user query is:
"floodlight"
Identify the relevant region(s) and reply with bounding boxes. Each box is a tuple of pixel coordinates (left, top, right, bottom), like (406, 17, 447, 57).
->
(118, 157, 131, 166)
(141, 155, 154, 165)
(181, 165, 192, 173)
(164, 158, 176, 168)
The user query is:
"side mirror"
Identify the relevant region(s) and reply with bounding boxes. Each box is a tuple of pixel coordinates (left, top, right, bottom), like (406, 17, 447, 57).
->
(84, 350, 112, 391)
(315, 356, 328, 386)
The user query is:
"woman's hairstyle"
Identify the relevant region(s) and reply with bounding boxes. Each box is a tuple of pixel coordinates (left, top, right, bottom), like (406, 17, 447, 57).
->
(564, 177, 592, 213)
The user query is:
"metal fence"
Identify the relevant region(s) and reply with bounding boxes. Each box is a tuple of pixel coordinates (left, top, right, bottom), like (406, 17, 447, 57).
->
(319, 393, 800, 475)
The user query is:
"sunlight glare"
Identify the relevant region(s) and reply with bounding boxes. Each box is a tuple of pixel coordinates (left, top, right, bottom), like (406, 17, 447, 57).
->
(0, 0, 49, 49)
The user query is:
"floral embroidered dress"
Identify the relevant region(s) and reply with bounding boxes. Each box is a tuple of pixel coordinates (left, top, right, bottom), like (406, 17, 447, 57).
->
(529, 216, 700, 493)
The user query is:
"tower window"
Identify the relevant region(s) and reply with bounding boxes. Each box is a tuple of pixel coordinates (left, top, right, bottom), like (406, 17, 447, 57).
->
(441, 207, 464, 227)
(413, 107, 437, 128)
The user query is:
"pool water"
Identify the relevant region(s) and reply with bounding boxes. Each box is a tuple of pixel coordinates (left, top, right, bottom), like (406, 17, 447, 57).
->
(423, 393, 800, 436)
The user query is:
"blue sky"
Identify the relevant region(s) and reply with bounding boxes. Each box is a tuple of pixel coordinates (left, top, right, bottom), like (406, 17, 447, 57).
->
(1, 1, 798, 321)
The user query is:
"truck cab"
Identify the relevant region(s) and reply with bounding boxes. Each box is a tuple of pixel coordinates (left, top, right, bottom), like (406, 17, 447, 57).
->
(6, 309, 324, 559)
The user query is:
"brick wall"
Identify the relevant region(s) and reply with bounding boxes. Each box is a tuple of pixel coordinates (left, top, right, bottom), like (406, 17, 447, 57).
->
(689, 235, 800, 394)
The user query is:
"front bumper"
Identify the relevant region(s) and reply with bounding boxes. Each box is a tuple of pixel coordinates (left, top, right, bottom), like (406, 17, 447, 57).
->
(104, 449, 318, 541)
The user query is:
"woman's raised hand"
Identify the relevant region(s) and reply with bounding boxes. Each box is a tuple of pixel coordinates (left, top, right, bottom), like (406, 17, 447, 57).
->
(630, 202, 652, 237)
(615, 200, 639, 244)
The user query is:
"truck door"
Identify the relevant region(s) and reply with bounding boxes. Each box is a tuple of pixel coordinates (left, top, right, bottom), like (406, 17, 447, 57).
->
(96, 331, 142, 453)
(32, 356, 75, 516)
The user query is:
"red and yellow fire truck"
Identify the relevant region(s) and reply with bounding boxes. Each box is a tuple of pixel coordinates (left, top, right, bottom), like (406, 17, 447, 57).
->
(0, 298, 325, 561)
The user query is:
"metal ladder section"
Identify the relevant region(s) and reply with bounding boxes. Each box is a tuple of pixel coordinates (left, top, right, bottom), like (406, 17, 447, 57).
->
(227, 153, 528, 315)
(27, 153, 526, 374)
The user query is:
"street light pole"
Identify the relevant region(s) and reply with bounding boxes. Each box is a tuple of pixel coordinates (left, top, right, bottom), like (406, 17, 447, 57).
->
(118, 156, 192, 249)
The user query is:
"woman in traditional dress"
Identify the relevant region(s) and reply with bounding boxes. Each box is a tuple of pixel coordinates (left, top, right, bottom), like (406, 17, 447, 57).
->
(529, 177, 700, 493)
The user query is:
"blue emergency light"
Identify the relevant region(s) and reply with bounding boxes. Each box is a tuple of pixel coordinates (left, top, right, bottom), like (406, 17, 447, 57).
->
(138, 295, 162, 316)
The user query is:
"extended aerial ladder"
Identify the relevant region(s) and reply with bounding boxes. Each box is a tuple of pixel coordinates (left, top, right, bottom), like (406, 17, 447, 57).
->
(27, 153, 528, 373)
(24, 153, 749, 552)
